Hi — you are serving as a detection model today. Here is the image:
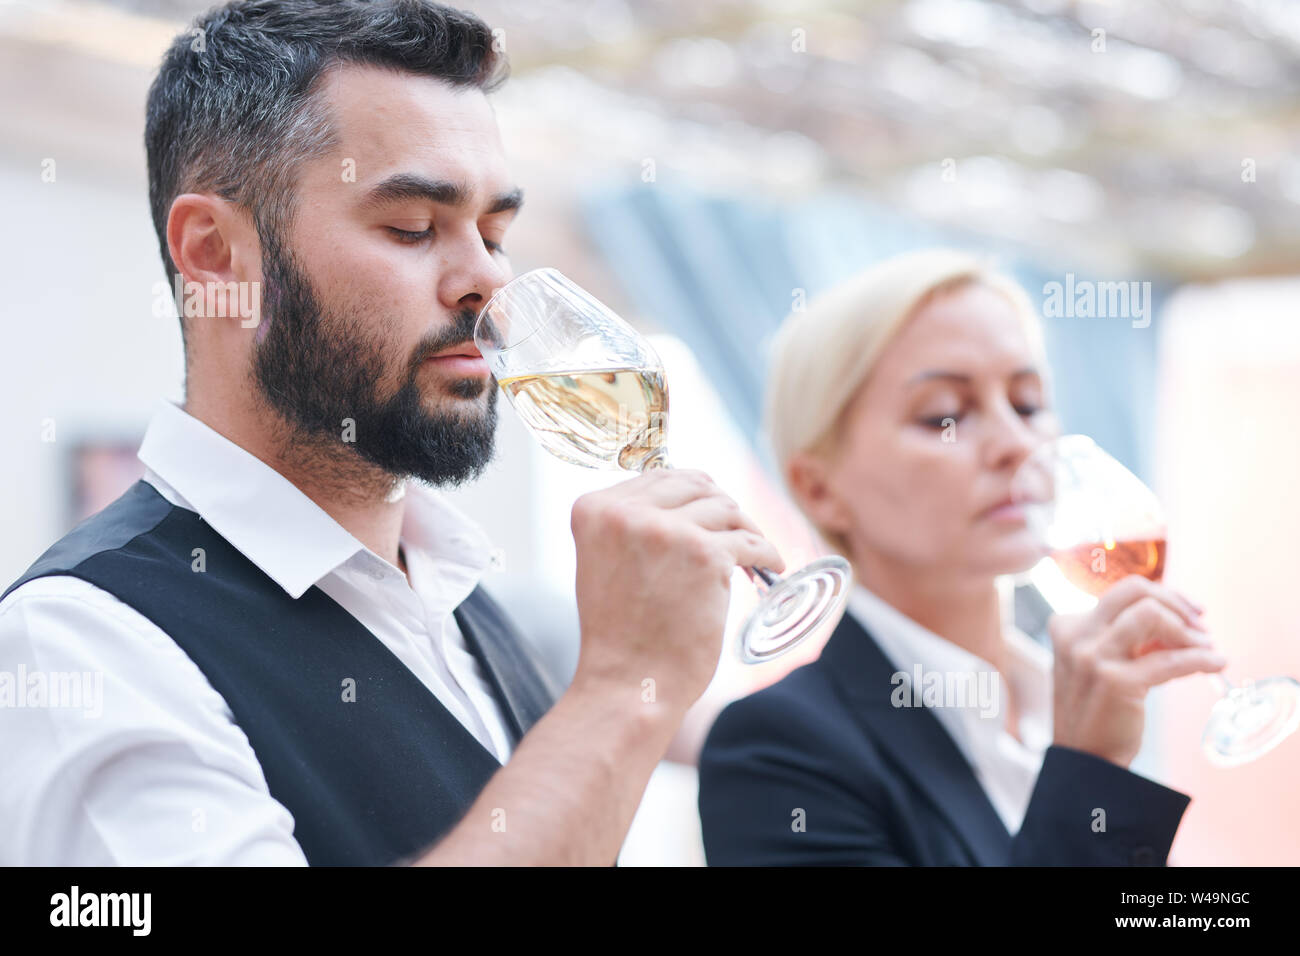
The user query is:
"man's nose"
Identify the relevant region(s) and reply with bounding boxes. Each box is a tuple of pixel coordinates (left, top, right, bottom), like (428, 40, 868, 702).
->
(440, 231, 511, 312)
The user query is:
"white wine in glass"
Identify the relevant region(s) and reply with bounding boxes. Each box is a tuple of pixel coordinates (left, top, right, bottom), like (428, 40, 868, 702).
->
(475, 267, 851, 664)
(1012, 434, 1300, 766)
(498, 367, 668, 472)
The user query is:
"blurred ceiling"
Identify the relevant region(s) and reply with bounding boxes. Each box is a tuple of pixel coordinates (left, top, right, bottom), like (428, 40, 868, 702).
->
(4, 0, 1298, 279)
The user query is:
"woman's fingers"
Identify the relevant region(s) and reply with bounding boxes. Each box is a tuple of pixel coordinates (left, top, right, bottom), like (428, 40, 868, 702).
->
(1103, 596, 1216, 659)
(1119, 645, 1228, 688)
(1093, 575, 1207, 632)
(1160, 587, 1209, 632)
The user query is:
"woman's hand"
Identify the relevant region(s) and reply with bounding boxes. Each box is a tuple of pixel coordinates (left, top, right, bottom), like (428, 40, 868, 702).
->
(1049, 575, 1227, 767)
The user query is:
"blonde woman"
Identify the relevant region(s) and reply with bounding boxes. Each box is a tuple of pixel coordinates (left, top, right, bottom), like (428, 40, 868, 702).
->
(697, 249, 1225, 866)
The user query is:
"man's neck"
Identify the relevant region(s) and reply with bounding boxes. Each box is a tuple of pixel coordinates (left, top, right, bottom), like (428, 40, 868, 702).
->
(182, 391, 408, 569)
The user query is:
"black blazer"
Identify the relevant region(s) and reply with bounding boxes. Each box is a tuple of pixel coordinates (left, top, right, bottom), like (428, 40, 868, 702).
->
(698, 610, 1191, 866)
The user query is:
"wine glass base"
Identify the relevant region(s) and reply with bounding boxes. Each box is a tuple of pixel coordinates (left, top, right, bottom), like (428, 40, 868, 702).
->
(1201, 676, 1300, 767)
(736, 557, 851, 664)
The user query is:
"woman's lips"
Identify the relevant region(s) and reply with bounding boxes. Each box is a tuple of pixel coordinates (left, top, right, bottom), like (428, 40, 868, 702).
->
(981, 500, 1026, 523)
(424, 354, 489, 377)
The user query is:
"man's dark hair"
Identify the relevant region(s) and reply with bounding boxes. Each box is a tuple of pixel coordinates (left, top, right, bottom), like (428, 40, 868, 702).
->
(145, 0, 508, 356)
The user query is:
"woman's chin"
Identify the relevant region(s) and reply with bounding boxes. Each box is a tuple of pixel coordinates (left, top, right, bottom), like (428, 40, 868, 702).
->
(978, 535, 1048, 577)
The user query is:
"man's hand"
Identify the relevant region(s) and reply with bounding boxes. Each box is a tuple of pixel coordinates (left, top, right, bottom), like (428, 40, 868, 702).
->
(415, 468, 784, 865)
(568, 468, 784, 715)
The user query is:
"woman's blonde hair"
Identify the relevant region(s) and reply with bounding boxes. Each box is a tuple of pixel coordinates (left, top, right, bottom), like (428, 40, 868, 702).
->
(764, 248, 1048, 552)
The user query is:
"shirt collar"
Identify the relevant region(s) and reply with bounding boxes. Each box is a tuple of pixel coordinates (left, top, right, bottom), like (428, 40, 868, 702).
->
(136, 398, 496, 599)
(397, 480, 499, 578)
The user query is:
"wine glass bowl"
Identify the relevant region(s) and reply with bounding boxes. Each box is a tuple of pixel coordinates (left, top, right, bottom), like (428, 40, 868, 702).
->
(1012, 435, 1167, 597)
(476, 270, 670, 471)
(475, 267, 851, 664)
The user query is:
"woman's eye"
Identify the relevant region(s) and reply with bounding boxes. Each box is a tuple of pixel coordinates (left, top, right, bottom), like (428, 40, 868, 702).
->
(388, 226, 434, 244)
(920, 413, 961, 428)
(1014, 405, 1042, 417)
(483, 237, 506, 254)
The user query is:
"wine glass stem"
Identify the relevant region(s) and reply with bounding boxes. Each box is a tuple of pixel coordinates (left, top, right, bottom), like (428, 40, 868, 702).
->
(637, 450, 781, 590)
(639, 449, 672, 472)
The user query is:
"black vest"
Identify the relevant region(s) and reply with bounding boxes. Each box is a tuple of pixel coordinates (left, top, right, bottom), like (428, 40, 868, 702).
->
(2, 479, 563, 866)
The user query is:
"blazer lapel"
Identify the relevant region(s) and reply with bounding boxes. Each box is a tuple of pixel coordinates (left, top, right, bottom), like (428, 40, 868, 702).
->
(454, 586, 564, 745)
(819, 612, 1012, 865)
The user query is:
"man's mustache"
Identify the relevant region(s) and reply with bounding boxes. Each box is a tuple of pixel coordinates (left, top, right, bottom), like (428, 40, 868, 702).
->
(412, 309, 479, 368)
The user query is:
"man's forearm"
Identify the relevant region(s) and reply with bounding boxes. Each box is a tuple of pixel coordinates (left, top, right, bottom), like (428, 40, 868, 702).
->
(412, 675, 682, 866)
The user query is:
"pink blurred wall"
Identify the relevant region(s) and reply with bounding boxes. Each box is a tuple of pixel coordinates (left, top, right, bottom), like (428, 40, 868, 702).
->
(1156, 280, 1300, 866)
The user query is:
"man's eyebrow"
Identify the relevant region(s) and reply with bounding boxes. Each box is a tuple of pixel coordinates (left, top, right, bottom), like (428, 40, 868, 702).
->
(486, 186, 524, 215)
(359, 173, 524, 216)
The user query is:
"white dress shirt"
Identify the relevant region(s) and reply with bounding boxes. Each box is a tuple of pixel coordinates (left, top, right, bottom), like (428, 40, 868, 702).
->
(0, 398, 514, 865)
(844, 584, 1054, 835)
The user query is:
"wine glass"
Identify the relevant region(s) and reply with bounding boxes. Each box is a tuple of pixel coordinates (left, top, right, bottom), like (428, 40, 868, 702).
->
(1011, 433, 1300, 766)
(474, 267, 851, 664)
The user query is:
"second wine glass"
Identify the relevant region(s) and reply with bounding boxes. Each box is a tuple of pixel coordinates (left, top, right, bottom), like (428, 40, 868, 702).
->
(474, 267, 851, 664)
(1011, 434, 1300, 766)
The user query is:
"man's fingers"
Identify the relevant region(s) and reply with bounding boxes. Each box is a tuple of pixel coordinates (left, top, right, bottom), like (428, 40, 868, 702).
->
(671, 495, 764, 535)
(622, 468, 719, 509)
(599, 469, 785, 573)
(710, 528, 785, 576)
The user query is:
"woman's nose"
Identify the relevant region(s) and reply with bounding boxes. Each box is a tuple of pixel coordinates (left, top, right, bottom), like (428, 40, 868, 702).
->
(984, 400, 1044, 473)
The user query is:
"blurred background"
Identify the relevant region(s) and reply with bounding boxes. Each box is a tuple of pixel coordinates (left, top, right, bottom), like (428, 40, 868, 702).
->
(2, 0, 1298, 865)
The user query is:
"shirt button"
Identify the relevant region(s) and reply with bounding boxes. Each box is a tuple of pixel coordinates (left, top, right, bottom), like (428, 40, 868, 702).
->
(1131, 846, 1156, 865)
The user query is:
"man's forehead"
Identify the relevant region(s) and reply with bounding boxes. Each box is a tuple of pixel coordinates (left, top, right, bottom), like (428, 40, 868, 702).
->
(315, 62, 511, 192)
(321, 63, 501, 146)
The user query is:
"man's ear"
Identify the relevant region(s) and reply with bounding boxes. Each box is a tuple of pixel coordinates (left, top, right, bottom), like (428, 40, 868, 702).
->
(786, 449, 851, 540)
(166, 193, 261, 326)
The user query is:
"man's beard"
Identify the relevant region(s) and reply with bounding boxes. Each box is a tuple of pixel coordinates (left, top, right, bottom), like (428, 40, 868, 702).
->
(250, 229, 497, 487)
